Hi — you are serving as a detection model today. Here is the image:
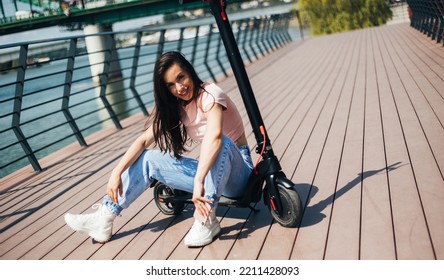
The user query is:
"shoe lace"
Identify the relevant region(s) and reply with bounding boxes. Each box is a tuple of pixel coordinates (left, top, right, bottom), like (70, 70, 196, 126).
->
(192, 217, 217, 231)
(91, 203, 102, 212)
(190, 221, 210, 234)
(76, 204, 110, 220)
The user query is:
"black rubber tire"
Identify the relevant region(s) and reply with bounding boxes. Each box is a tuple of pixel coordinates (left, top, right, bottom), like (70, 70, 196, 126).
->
(266, 183, 303, 227)
(153, 182, 186, 215)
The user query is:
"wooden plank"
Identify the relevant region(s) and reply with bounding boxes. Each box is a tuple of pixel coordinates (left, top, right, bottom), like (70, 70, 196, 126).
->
(256, 36, 345, 259)
(0, 126, 141, 258)
(0, 122, 141, 222)
(383, 26, 444, 174)
(2, 150, 128, 259)
(0, 116, 144, 215)
(196, 207, 251, 260)
(0, 131, 135, 229)
(372, 26, 435, 259)
(392, 25, 444, 82)
(225, 42, 321, 260)
(63, 191, 157, 260)
(359, 28, 396, 260)
(0, 114, 146, 190)
(391, 28, 444, 102)
(299, 29, 360, 259)
(377, 27, 444, 259)
(287, 30, 359, 260)
(88, 192, 169, 260)
(3, 181, 107, 259)
(0, 118, 154, 259)
(324, 29, 367, 260)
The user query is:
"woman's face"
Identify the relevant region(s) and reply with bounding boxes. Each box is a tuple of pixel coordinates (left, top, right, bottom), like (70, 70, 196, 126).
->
(163, 63, 194, 102)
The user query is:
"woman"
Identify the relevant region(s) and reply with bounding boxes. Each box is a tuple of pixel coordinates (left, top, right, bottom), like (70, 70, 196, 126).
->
(64, 51, 253, 247)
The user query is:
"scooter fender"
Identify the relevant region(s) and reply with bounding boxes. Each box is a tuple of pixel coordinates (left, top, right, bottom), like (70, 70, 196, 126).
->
(275, 175, 296, 189)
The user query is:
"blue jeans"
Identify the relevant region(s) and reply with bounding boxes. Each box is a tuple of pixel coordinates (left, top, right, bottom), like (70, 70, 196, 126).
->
(103, 135, 253, 216)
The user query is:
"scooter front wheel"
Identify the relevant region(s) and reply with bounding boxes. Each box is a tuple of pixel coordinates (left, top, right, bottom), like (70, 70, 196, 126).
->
(265, 181, 302, 227)
(153, 181, 186, 215)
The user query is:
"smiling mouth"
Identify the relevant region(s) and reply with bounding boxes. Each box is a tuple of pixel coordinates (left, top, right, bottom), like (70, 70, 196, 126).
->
(179, 87, 191, 99)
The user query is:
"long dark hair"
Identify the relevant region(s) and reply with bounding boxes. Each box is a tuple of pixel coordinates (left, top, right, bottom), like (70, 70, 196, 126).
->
(150, 51, 203, 158)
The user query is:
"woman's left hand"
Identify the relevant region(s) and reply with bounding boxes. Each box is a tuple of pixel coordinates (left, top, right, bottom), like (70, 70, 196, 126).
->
(192, 181, 212, 217)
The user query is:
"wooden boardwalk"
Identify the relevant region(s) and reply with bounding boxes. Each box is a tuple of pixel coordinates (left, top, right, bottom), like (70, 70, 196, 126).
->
(1, 23, 443, 260)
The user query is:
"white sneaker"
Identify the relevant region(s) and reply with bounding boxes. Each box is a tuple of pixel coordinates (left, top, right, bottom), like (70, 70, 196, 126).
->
(184, 211, 221, 247)
(64, 204, 116, 243)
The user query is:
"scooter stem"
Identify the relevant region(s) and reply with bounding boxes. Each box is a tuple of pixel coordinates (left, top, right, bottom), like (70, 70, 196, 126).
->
(208, 1, 269, 148)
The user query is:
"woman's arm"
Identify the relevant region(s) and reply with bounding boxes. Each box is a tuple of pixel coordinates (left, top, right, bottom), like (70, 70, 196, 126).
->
(107, 126, 155, 203)
(193, 103, 224, 217)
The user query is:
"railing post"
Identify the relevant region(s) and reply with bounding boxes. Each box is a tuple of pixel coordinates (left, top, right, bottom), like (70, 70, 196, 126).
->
(421, 11, 426, 33)
(422, 2, 430, 34)
(409, 1, 417, 28)
(98, 34, 122, 130)
(255, 17, 266, 57)
(12, 45, 42, 172)
(177, 28, 185, 52)
(234, 19, 242, 48)
(433, 0, 442, 42)
(157, 29, 166, 57)
(283, 14, 293, 43)
(296, 10, 305, 40)
(216, 33, 228, 77)
(274, 15, 286, 47)
(431, 7, 437, 40)
(438, 17, 443, 44)
(248, 18, 259, 60)
(191, 25, 200, 65)
(264, 17, 274, 51)
(204, 24, 216, 82)
(62, 38, 87, 147)
(269, 15, 280, 49)
(426, 2, 433, 37)
(239, 19, 252, 64)
(254, 17, 265, 57)
(130, 31, 149, 116)
(0, 1, 5, 19)
(262, 16, 273, 52)
(408, 0, 444, 45)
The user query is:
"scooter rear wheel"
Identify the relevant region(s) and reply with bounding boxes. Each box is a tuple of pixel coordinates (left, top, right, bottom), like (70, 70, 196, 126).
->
(266, 183, 302, 227)
(153, 182, 186, 215)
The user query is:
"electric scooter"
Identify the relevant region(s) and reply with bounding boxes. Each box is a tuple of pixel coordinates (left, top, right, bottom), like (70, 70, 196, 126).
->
(152, 0, 303, 227)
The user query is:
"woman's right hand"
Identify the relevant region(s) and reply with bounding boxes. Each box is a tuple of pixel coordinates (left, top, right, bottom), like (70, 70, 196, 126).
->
(106, 172, 123, 204)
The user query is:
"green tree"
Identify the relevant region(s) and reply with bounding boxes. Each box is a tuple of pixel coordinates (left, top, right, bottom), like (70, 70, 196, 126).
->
(298, 0, 393, 35)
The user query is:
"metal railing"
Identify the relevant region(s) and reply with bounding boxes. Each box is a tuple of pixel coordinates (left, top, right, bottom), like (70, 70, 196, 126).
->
(0, 0, 192, 25)
(407, 0, 444, 45)
(0, 12, 297, 178)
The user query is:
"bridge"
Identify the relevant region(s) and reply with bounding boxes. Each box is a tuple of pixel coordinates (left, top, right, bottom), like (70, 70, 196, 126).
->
(0, 0, 265, 34)
(0, 0, 443, 267)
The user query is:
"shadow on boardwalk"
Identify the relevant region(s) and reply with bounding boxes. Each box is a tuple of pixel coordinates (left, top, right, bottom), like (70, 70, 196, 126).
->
(301, 162, 404, 227)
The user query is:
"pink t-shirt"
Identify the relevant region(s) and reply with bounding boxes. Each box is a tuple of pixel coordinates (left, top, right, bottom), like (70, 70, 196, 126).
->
(181, 82, 244, 143)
